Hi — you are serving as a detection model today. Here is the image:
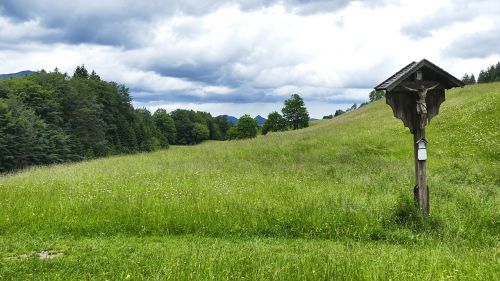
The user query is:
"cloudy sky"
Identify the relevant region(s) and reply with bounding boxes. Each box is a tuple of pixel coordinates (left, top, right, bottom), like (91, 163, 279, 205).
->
(1, 0, 499, 118)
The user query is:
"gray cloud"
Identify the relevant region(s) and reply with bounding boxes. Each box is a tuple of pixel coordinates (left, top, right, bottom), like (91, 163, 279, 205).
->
(285, 0, 351, 15)
(401, 11, 469, 39)
(401, 0, 500, 39)
(444, 27, 500, 59)
(0, 0, 355, 20)
(0, 1, 163, 47)
(0, 0, 359, 48)
(132, 88, 278, 104)
(152, 64, 225, 85)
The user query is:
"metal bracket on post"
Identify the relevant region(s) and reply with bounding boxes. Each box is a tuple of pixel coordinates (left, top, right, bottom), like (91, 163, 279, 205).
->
(413, 185, 419, 208)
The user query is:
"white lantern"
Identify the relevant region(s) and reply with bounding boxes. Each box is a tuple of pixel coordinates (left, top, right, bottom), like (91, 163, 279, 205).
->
(416, 138, 428, 160)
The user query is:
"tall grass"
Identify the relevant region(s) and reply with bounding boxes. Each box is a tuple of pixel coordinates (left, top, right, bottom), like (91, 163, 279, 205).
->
(1, 236, 497, 280)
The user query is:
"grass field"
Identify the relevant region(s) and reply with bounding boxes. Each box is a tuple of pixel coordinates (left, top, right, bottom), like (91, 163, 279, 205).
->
(1, 83, 499, 280)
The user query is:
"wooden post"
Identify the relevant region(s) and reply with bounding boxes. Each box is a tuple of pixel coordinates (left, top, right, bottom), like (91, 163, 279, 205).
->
(413, 125, 429, 215)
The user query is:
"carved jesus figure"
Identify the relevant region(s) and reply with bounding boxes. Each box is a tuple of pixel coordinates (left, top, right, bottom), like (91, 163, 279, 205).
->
(403, 83, 440, 129)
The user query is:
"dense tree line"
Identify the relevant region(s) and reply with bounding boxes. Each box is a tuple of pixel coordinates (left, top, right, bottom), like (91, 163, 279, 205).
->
(461, 73, 476, 85)
(461, 62, 500, 85)
(0, 66, 233, 173)
(477, 62, 500, 83)
(0, 67, 159, 172)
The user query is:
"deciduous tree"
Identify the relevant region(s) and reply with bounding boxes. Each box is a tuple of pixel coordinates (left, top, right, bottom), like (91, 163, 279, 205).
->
(282, 94, 309, 130)
(262, 111, 287, 135)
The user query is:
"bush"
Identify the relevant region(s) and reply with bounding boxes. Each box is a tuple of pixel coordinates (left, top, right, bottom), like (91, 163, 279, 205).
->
(228, 114, 258, 140)
(262, 111, 288, 135)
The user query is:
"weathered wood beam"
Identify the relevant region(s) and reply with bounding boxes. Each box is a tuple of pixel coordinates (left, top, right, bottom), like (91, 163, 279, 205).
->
(414, 126, 429, 215)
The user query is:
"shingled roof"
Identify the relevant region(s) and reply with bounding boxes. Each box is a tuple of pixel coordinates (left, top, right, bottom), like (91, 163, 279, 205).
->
(375, 59, 464, 92)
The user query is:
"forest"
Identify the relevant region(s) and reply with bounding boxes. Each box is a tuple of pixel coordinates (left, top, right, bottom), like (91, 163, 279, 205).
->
(0, 66, 234, 173)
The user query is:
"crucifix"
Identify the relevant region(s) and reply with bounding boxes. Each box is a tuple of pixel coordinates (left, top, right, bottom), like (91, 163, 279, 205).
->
(374, 59, 464, 215)
(403, 83, 440, 129)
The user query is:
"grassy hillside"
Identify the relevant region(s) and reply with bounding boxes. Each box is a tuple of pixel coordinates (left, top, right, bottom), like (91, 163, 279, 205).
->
(1, 83, 499, 280)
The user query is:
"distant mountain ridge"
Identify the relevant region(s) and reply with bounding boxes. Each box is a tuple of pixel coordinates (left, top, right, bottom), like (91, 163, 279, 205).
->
(224, 115, 267, 125)
(254, 115, 266, 125)
(0, 70, 35, 79)
(225, 115, 317, 125)
(226, 116, 239, 125)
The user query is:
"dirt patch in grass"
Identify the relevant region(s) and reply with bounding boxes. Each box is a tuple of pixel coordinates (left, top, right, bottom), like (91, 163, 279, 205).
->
(6, 250, 64, 260)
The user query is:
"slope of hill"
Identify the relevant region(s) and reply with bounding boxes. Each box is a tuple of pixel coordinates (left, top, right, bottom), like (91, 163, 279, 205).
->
(0, 83, 498, 279)
(0, 70, 34, 79)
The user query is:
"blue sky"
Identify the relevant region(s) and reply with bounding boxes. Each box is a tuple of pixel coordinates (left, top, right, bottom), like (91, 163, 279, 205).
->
(1, 0, 499, 118)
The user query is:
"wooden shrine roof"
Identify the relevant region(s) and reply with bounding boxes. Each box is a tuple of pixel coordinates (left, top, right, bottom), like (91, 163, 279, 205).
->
(375, 59, 464, 92)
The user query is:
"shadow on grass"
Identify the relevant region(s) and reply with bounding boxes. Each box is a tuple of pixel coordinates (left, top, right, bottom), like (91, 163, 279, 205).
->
(393, 192, 442, 231)
(370, 192, 444, 243)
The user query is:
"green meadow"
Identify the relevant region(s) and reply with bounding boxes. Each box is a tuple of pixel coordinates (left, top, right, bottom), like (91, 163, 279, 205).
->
(1, 83, 499, 280)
